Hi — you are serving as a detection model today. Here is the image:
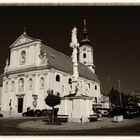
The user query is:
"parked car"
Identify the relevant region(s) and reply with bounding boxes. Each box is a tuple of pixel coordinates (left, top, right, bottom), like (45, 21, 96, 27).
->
(0, 113, 3, 117)
(22, 108, 59, 117)
(97, 109, 109, 117)
(109, 106, 140, 119)
(40, 108, 59, 117)
(109, 107, 125, 118)
(39, 109, 52, 117)
(22, 109, 41, 117)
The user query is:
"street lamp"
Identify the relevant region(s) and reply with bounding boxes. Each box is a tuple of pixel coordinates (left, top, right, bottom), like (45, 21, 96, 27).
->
(118, 80, 122, 108)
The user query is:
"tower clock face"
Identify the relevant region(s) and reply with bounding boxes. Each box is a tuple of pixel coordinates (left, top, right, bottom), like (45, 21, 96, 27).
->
(83, 47, 86, 51)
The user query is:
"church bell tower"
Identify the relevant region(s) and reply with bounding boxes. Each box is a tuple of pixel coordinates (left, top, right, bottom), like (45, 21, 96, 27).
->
(79, 19, 95, 73)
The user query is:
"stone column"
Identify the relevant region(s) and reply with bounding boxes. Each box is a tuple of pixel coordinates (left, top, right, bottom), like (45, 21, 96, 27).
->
(70, 27, 80, 95)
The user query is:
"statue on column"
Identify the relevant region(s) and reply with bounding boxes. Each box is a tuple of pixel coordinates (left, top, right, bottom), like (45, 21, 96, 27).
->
(69, 27, 80, 96)
(70, 27, 79, 49)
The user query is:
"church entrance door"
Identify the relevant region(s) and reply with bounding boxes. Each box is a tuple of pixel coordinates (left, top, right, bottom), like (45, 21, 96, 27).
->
(18, 98, 23, 113)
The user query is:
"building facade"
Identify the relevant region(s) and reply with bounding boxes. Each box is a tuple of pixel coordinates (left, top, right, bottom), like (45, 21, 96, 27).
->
(1, 21, 102, 117)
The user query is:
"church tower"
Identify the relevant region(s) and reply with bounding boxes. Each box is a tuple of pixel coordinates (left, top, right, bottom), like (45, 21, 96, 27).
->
(79, 19, 95, 73)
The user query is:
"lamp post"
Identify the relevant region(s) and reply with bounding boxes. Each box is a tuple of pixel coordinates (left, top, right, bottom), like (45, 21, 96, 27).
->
(118, 80, 122, 108)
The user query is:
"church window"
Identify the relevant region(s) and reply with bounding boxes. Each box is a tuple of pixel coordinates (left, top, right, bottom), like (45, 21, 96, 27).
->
(88, 83, 90, 89)
(95, 85, 97, 90)
(50, 54, 55, 59)
(11, 81, 14, 92)
(20, 50, 26, 65)
(18, 78, 24, 92)
(56, 75, 60, 82)
(29, 78, 33, 90)
(83, 53, 86, 58)
(40, 77, 44, 89)
(68, 78, 72, 84)
(68, 78, 72, 90)
(84, 61, 86, 64)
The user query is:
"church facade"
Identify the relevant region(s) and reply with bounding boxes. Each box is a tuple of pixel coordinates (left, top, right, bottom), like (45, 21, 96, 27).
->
(1, 21, 102, 118)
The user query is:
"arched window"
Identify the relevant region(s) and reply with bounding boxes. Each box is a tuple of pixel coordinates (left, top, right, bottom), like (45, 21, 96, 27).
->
(11, 81, 14, 92)
(40, 77, 44, 89)
(95, 85, 97, 90)
(88, 83, 90, 89)
(83, 53, 86, 58)
(18, 78, 24, 92)
(68, 78, 72, 84)
(56, 75, 60, 82)
(20, 50, 26, 65)
(29, 78, 33, 89)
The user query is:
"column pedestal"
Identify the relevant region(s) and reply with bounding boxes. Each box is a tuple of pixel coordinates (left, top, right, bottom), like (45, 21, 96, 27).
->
(58, 95, 93, 123)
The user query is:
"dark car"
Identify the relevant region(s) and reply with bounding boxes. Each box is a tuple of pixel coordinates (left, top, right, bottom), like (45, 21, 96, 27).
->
(39, 109, 52, 117)
(40, 108, 59, 117)
(22, 109, 41, 117)
(0, 113, 3, 117)
(109, 106, 139, 119)
(109, 107, 128, 118)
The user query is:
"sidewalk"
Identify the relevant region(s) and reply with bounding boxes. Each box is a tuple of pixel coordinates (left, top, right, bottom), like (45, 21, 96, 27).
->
(18, 117, 140, 131)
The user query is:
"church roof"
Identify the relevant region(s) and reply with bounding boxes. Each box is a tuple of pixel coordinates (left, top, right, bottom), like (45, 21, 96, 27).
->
(8, 32, 100, 83)
(41, 44, 100, 83)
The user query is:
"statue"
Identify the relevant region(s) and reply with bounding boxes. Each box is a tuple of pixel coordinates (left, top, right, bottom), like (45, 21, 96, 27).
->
(18, 78, 24, 92)
(40, 77, 44, 89)
(70, 27, 79, 49)
(11, 81, 14, 92)
(20, 51, 26, 65)
(39, 51, 48, 65)
(62, 84, 66, 96)
(77, 81, 82, 95)
(5, 82, 8, 92)
(4, 59, 9, 73)
(29, 78, 33, 89)
(85, 83, 90, 95)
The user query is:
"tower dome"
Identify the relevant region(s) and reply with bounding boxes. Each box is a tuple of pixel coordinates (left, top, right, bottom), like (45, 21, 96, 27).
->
(79, 19, 95, 73)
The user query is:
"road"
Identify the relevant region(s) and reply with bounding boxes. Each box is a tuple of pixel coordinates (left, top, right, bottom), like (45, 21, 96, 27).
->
(0, 117, 140, 135)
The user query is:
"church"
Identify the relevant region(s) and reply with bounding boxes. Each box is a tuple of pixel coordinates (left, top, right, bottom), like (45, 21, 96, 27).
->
(1, 20, 103, 121)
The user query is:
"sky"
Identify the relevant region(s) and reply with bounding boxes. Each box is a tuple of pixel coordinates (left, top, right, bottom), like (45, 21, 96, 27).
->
(0, 6, 140, 95)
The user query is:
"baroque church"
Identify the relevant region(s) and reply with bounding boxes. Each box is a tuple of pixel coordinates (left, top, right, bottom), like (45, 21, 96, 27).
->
(1, 20, 103, 121)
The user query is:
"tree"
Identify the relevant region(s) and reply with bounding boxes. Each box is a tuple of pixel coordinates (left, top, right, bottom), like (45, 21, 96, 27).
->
(45, 90, 61, 123)
(108, 87, 129, 107)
